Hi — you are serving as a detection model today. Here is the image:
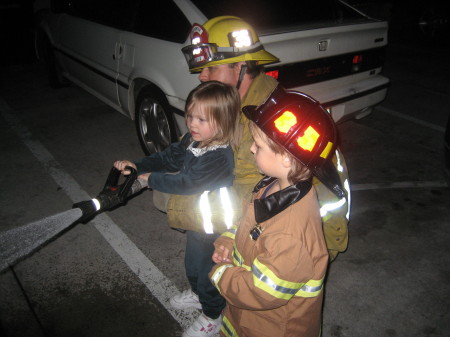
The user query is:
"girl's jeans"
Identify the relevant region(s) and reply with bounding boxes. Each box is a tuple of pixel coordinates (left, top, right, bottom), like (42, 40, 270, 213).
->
(185, 230, 226, 319)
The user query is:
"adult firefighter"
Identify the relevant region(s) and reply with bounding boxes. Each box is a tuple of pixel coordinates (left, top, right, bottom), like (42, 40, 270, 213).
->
(180, 15, 351, 259)
(167, 15, 350, 337)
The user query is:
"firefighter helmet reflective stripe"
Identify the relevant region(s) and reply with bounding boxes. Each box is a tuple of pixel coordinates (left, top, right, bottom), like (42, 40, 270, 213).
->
(182, 16, 279, 72)
(243, 85, 345, 199)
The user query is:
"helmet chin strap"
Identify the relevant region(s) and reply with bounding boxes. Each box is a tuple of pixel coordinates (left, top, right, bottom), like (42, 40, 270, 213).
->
(236, 63, 247, 90)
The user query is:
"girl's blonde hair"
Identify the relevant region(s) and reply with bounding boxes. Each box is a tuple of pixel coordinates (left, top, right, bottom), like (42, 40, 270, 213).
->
(185, 81, 240, 147)
(249, 121, 312, 184)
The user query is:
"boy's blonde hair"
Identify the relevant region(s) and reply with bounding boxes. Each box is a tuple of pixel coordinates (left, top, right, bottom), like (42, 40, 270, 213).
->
(249, 121, 312, 184)
(185, 81, 240, 147)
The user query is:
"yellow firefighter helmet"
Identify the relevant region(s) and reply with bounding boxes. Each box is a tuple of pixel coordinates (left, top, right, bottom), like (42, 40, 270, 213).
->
(182, 16, 279, 72)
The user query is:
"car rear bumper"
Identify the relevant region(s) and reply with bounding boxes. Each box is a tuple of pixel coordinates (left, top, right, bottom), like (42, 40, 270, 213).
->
(291, 72, 390, 123)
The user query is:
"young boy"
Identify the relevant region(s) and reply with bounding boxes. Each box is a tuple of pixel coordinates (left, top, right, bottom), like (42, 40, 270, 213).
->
(209, 86, 347, 337)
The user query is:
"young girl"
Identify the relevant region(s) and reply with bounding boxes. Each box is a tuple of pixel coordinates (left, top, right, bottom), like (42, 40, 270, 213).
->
(210, 86, 346, 337)
(114, 80, 240, 337)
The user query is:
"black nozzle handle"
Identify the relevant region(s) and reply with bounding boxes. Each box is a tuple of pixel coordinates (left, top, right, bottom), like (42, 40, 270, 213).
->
(73, 166, 147, 223)
(103, 166, 138, 202)
(94, 166, 137, 210)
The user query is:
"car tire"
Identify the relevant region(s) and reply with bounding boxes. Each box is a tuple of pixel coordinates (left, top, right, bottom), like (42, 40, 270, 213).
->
(35, 29, 70, 88)
(135, 87, 177, 155)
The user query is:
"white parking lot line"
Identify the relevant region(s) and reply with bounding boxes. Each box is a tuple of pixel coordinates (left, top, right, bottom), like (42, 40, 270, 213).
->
(0, 97, 198, 330)
(377, 106, 446, 132)
(351, 181, 447, 191)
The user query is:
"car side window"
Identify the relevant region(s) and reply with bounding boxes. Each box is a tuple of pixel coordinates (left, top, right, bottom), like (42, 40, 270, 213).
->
(133, 1, 191, 43)
(59, 0, 138, 29)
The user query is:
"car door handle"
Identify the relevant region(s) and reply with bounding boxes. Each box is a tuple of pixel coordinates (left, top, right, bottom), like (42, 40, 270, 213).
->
(113, 45, 123, 60)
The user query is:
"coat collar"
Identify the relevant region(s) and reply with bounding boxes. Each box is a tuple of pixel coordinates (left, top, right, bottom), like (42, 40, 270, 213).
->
(253, 176, 312, 223)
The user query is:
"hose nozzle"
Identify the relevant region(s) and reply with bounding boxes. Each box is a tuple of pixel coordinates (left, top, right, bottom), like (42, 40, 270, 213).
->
(72, 166, 146, 224)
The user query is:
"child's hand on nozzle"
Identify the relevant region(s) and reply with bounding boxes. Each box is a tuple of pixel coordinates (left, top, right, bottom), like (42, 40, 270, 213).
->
(114, 160, 136, 175)
(212, 245, 231, 264)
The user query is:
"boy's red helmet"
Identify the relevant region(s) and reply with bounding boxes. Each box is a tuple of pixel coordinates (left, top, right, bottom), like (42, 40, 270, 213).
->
(243, 85, 345, 198)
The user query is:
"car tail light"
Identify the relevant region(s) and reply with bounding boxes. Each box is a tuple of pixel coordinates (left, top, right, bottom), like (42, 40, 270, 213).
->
(265, 70, 279, 79)
(352, 54, 363, 72)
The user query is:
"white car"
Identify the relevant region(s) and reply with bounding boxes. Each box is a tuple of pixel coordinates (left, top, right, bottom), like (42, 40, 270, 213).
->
(34, 0, 390, 154)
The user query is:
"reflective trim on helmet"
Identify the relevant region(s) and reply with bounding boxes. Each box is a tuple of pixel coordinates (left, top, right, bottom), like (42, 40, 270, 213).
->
(320, 141, 334, 159)
(182, 42, 264, 70)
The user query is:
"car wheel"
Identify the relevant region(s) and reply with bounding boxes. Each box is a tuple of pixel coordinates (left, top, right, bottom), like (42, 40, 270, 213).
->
(135, 87, 177, 155)
(35, 29, 70, 88)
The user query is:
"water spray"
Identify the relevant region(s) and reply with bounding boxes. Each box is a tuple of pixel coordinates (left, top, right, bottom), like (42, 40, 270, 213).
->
(0, 166, 146, 273)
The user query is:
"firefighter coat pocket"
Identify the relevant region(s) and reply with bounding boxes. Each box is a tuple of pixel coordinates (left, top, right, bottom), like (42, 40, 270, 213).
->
(166, 187, 242, 234)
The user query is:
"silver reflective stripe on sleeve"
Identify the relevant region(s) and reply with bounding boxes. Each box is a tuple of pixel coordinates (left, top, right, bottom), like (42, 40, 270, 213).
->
(344, 178, 351, 220)
(211, 264, 233, 287)
(220, 187, 234, 229)
(199, 187, 235, 233)
(200, 191, 213, 234)
(319, 150, 351, 220)
(335, 149, 344, 172)
(320, 194, 347, 218)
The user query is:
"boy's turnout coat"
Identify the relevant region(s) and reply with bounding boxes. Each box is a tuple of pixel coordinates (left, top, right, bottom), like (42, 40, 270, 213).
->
(210, 178, 329, 337)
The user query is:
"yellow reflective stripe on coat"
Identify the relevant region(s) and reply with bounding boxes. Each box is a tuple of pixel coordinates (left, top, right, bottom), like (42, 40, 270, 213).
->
(231, 245, 251, 271)
(199, 187, 235, 234)
(320, 150, 351, 221)
(221, 316, 239, 337)
(221, 224, 238, 240)
(252, 259, 324, 299)
(231, 244, 245, 267)
(335, 148, 344, 173)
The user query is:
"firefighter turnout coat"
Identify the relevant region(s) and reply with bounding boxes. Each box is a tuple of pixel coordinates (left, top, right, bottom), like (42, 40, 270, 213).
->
(210, 177, 328, 337)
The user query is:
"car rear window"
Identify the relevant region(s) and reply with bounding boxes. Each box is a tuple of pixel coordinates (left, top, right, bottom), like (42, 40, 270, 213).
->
(191, 0, 371, 34)
(133, 1, 192, 43)
(53, 0, 138, 29)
